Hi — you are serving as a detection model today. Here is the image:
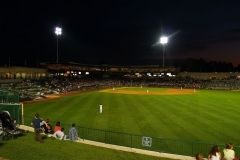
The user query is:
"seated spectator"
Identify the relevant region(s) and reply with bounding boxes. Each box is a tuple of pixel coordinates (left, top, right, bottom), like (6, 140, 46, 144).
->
(223, 143, 235, 160)
(42, 118, 53, 134)
(54, 121, 61, 132)
(53, 127, 65, 140)
(68, 123, 79, 141)
(196, 153, 204, 160)
(208, 145, 221, 160)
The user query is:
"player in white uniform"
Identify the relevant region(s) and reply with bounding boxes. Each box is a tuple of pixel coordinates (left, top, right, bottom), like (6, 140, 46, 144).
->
(99, 104, 103, 114)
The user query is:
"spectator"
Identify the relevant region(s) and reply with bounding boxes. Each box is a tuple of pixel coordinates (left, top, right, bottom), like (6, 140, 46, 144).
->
(223, 143, 235, 160)
(42, 118, 53, 134)
(69, 123, 79, 141)
(31, 113, 44, 143)
(54, 121, 61, 132)
(196, 153, 204, 160)
(208, 145, 221, 160)
(53, 127, 65, 140)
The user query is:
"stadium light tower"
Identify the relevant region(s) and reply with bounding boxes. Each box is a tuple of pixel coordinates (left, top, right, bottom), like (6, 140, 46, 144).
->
(159, 36, 168, 69)
(55, 27, 62, 64)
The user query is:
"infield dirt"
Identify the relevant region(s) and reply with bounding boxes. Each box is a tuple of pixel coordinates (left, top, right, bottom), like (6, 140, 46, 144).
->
(100, 88, 196, 95)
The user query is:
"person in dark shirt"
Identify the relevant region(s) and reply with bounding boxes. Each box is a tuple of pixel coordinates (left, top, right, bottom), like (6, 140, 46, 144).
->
(42, 118, 53, 134)
(31, 113, 44, 143)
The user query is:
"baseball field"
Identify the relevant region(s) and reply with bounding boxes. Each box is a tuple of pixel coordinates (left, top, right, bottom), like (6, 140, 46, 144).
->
(24, 87, 240, 144)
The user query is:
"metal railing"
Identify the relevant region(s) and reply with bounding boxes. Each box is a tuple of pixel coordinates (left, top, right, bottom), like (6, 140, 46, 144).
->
(76, 126, 240, 157)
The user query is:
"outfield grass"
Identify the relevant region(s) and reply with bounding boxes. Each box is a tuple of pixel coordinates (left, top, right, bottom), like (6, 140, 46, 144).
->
(24, 87, 240, 144)
(0, 134, 166, 160)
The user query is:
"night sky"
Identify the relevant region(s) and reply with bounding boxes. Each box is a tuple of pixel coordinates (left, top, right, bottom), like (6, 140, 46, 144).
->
(1, 1, 240, 66)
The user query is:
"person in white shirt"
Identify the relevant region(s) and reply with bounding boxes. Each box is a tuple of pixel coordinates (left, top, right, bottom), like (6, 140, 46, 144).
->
(223, 143, 235, 160)
(53, 127, 66, 140)
(208, 145, 221, 160)
(99, 104, 103, 114)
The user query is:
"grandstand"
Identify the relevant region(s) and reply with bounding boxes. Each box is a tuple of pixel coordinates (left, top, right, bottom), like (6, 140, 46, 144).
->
(0, 64, 240, 102)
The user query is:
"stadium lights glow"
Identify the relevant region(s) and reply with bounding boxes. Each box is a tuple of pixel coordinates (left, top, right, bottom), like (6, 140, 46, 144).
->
(159, 36, 169, 69)
(160, 36, 168, 44)
(54, 26, 62, 64)
(86, 72, 89, 75)
(55, 27, 62, 36)
(147, 73, 152, 77)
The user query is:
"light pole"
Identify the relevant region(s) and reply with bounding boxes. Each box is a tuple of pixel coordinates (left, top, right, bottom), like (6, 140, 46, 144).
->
(55, 27, 62, 64)
(160, 36, 168, 70)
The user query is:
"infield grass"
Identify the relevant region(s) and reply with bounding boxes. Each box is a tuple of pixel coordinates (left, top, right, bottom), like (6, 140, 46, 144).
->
(24, 87, 240, 144)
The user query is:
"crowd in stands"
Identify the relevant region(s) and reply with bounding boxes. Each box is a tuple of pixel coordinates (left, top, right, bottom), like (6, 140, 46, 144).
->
(1, 77, 240, 102)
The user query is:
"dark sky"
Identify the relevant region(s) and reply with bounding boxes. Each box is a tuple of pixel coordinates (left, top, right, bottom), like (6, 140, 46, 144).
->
(1, 0, 240, 66)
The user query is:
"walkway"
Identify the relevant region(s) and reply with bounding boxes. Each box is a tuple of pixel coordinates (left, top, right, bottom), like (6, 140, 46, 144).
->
(19, 125, 195, 160)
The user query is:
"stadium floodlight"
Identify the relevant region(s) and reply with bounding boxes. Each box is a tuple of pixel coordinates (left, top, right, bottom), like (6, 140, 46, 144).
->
(160, 36, 168, 45)
(55, 27, 62, 36)
(55, 26, 62, 64)
(159, 36, 168, 69)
